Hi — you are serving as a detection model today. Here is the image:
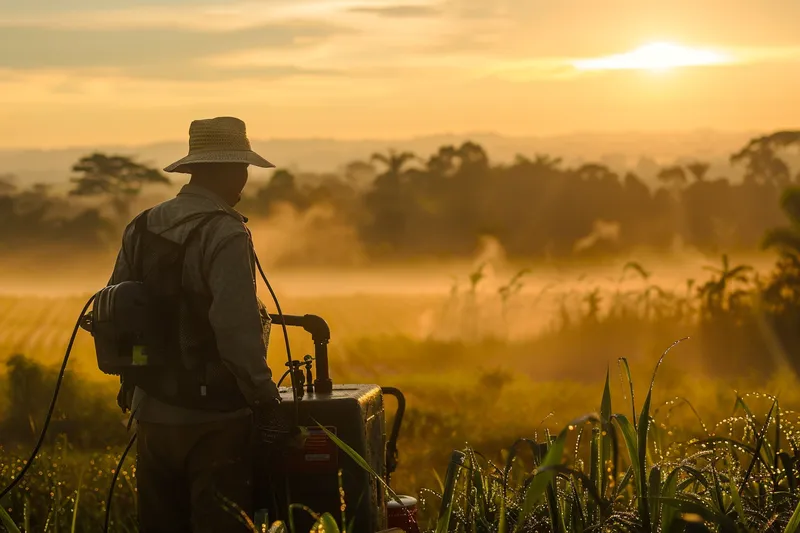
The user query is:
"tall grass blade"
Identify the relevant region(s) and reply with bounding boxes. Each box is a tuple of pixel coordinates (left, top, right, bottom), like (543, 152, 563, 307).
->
(636, 337, 688, 531)
(545, 484, 563, 533)
(498, 486, 507, 533)
(287, 503, 322, 533)
(728, 470, 745, 521)
(612, 415, 641, 509)
(659, 467, 680, 532)
(435, 451, 467, 533)
(780, 453, 797, 492)
(774, 400, 782, 486)
(739, 399, 777, 496)
(648, 466, 661, 529)
(71, 467, 86, 533)
(657, 497, 736, 532)
(589, 428, 600, 522)
(314, 512, 341, 533)
(783, 498, 800, 533)
(618, 358, 637, 427)
(515, 414, 599, 533)
(0, 506, 21, 533)
(268, 521, 287, 533)
(315, 423, 405, 508)
(600, 368, 613, 498)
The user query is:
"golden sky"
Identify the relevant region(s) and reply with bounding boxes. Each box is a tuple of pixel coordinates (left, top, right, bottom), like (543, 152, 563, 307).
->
(0, 0, 799, 148)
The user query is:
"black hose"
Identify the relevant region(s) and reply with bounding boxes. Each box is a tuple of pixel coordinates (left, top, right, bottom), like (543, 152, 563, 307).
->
(380, 387, 406, 486)
(0, 294, 96, 500)
(277, 368, 292, 388)
(103, 431, 138, 533)
(250, 239, 299, 425)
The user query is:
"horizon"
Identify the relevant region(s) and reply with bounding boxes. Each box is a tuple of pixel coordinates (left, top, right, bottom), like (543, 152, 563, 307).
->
(0, 127, 763, 153)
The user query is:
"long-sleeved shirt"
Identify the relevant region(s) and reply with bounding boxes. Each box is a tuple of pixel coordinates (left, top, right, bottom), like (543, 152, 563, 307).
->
(108, 183, 279, 424)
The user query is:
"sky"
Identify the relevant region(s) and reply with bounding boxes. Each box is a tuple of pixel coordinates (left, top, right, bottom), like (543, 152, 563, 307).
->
(0, 0, 799, 148)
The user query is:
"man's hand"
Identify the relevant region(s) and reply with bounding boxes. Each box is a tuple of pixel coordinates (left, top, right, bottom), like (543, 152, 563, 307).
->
(253, 398, 294, 449)
(117, 378, 134, 413)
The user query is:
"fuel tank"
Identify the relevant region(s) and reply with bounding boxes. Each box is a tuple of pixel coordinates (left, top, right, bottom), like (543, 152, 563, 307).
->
(263, 384, 388, 533)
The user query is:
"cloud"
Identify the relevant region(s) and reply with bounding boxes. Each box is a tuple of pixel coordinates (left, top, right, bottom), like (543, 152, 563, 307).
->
(0, 0, 415, 31)
(0, 23, 346, 75)
(127, 64, 347, 82)
(347, 4, 440, 17)
(0, 0, 222, 12)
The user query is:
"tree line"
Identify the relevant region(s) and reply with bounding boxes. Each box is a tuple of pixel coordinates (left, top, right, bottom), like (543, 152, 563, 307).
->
(1, 131, 799, 259)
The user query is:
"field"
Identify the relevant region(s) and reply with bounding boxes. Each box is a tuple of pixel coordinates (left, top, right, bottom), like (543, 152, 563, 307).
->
(2, 250, 800, 531)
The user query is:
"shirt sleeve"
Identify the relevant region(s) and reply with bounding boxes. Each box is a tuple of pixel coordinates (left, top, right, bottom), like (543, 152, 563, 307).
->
(205, 231, 279, 405)
(108, 223, 135, 285)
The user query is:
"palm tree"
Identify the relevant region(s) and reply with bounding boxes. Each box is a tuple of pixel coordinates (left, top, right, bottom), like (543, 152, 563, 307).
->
(697, 253, 753, 315)
(686, 162, 710, 182)
(369, 149, 419, 183)
(762, 186, 800, 256)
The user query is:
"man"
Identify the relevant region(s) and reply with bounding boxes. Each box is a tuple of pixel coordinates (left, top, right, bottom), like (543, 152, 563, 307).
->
(108, 116, 285, 532)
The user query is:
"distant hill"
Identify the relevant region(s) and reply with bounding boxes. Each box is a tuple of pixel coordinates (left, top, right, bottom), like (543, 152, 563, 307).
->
(0, 130, 758, 191)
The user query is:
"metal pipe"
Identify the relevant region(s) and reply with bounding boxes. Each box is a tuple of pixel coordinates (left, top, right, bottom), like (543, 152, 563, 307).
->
(268, 313, 333, 393)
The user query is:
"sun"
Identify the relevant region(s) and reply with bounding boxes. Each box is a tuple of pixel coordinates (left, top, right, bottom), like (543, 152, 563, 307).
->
(573, 42, 732, 72)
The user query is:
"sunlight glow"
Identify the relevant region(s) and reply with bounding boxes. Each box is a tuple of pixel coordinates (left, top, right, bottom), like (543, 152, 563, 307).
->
(573, 42, 733, 72)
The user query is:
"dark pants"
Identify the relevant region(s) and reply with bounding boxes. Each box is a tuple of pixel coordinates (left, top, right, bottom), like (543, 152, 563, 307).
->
(136, 416, 255, 533)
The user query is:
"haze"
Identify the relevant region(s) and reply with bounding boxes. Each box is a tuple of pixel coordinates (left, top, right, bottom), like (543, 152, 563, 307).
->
(1, 0, 800, 148)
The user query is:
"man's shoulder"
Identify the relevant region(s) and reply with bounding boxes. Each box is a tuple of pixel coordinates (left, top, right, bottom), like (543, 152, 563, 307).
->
(122, 196, 249, 249)
(205, 212, 249, 241)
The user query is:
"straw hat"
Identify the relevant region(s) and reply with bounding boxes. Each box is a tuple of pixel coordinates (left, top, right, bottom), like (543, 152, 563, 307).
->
(163, 116, 275, 173)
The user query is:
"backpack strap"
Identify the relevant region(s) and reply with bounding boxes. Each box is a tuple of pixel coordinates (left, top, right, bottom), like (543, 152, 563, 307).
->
(133, 209, 153, 281)
(181, 210, 232, 250)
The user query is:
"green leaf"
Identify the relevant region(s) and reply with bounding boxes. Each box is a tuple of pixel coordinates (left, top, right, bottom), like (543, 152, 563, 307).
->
(268, 521, 287, 533)
(618, 358, 636, 427)
(315, 423, 404, 506)
(314, 512, 341, 533)
(435, 451, 467, 533)
(648, 466, 662, 528)
(600, 368, 613, 497)
(657, 497, 736, 531)
(0, 506, 21, 533)
(71, 467, 86, 533)
(728, 470, 745, 521)
(612, 414, 640, 497)
(498, 485, 508, 533)
(783, 498, 800, 533)
(659, 468, 680, 532)
(515, 414, 599, 533)
(739, 400, 777, 496)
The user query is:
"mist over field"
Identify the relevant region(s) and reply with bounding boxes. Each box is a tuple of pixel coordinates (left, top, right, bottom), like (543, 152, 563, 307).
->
(4, 132, 800, 530)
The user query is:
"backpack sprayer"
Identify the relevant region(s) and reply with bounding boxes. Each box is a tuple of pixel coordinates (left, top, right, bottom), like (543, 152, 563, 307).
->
(0, 219, 418, 533)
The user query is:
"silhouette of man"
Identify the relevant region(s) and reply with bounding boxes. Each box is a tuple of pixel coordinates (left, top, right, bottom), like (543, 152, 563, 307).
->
(108, 117, 285, 532)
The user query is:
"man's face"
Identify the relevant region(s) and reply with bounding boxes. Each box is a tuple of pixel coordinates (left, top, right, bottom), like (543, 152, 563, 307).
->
(228, 163, 249, 205)
(190, 162, 249, 206)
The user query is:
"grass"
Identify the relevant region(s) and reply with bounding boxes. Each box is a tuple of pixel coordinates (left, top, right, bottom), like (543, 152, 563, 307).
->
(417, 362, 800, 533)
(3, 253, 800, 531)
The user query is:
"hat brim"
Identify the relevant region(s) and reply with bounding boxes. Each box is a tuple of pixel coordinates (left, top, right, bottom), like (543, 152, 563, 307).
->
(163, 150, 275, 173)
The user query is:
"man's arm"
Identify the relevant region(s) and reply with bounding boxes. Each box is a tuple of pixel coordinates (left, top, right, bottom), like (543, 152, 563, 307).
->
(108, 223, 135, 285)
(206, 231, 279, 406)
(107, 222, 136, 411)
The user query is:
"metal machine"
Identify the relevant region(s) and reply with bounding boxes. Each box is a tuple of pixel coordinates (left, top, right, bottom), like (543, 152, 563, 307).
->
(254, 313, 409, 533)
